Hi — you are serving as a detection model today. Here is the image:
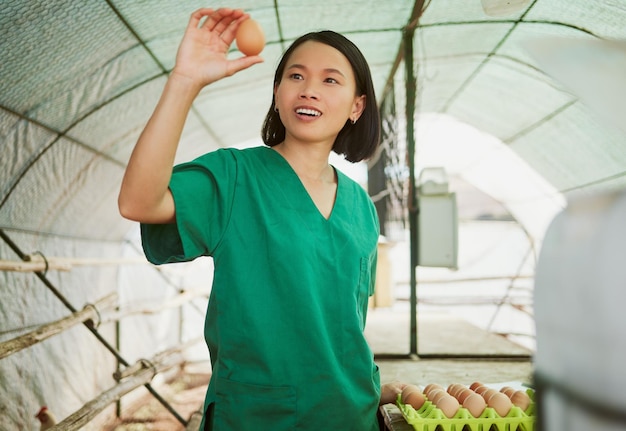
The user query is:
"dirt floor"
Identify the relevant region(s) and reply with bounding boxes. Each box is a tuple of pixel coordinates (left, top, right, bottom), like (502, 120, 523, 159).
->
(102, 371, 210, 431)
(366, 308, 534, 387)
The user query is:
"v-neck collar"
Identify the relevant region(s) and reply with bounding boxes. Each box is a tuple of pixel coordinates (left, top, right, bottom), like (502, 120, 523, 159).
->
(265, 146, 342, 222)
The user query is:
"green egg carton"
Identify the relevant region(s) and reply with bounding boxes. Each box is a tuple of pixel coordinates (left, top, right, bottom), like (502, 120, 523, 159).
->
(396, 390, 535, 431)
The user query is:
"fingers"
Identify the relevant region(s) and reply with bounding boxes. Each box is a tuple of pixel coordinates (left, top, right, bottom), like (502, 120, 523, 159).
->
(187, 8, 214, 31)
(183, 8, 263, 81)
(187, 8, 248, 48)
(199, 8, 246, 33)
(220, 14, 249, 45)
(225, 55, 264, 77)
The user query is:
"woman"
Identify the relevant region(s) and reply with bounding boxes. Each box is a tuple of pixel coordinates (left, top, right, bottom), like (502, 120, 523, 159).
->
(119, 8, 405, 430)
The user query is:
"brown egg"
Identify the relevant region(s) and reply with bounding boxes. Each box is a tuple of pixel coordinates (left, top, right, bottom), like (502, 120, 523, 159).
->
(469, 381, 484, 391)
(429, 389, 447, 404)
(447, 383, 462, 395)
(423, 383, 443, 396)
(453, 387, 466, 399)
(235, 18, 265, 56)
(474, 385, 490, 395)
(500, 386, 516, 398)
(456, 385, 473, 396)
(436, 394, 460, 418)
(403, 390, 426, 410)
(463, 393, 487, 418)
(455, 388, 474, 404)
(481, 388, 498, 402)
(487, 392, 512, 417)
(401, 384, 421, 402)
(510, 390, 531, 411)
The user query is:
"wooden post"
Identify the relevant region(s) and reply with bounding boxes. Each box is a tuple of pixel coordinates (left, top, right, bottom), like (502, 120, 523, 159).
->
(0, 293, 117, 360)
(100, 289, 210, 325)
(48, 344, 191, 431)
(112, 359, 151, 382)
(0, 256, 147, 272)
(185, 410, 204, 431)
(112, 337, 202, 381)
(47, 367, 157, 431)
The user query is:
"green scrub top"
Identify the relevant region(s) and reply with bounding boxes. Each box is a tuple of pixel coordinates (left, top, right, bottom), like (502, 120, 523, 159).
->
(141, 146, 380, 431)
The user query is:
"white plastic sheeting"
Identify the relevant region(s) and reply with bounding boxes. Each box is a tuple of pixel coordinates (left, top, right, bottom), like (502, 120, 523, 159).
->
(399, 0, 626, 199)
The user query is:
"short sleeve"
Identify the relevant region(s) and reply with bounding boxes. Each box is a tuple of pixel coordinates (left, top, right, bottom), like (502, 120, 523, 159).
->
(141, 149, 237, 265)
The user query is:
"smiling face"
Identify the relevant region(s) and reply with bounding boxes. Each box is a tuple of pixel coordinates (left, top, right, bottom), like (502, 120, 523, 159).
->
(273, 40, 365, 148)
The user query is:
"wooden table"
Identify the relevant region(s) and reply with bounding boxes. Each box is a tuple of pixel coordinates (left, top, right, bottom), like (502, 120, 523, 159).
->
(380, 403, 414, 431)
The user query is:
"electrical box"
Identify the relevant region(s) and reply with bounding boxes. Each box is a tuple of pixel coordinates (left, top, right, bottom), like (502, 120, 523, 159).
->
(417, 168, 458, 269)
(418, 193, 458, 269)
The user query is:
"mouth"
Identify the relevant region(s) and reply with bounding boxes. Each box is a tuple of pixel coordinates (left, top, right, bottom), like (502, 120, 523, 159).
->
(295, 107, 322, 118)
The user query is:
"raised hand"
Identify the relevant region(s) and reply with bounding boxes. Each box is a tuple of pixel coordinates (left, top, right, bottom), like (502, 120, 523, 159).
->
(172, 8, 264, 89)
(119, 8, 265, 224)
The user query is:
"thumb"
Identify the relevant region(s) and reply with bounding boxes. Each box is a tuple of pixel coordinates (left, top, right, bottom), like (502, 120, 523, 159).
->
(226, 56, 264, 77)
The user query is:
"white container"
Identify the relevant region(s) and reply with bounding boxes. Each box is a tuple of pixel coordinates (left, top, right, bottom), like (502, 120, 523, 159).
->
(534, 190, 626, 430)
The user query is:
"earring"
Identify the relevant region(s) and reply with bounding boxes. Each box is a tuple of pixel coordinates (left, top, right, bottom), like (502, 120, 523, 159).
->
(350, 118, 356, 125)
(274, 105, 279, 113)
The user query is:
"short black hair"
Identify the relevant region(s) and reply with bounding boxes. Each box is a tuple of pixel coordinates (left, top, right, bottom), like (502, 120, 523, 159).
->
(261, 31, 380, 163)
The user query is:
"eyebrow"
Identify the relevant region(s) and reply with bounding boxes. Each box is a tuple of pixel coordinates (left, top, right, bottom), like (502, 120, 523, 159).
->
(286, 63, 346, 78)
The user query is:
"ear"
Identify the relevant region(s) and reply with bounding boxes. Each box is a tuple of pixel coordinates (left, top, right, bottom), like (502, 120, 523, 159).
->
(351, 95, 366, 122)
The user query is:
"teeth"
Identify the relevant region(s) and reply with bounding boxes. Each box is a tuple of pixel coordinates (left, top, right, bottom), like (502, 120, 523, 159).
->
(296, 108, 321, 116)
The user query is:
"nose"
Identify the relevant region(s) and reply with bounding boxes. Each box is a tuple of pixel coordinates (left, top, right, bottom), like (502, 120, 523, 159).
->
(299, 81, 320, 99)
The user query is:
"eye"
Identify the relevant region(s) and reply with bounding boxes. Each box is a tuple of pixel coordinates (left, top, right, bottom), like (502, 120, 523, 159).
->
(289, 73, 303, 80)
(325, 77, 339, 84)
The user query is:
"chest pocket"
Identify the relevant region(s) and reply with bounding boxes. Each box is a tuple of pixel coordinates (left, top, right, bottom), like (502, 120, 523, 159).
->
(209, 377, 296, 430)
(360, 256, 375, 296)
(356, 256, 375, 328)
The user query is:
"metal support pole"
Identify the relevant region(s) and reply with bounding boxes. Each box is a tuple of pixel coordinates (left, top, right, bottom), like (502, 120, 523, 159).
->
(404, 25, 419, 357)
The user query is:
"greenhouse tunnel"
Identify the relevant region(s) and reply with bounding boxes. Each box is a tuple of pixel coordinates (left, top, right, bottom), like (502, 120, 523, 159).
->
(2, 0, 626, 430)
